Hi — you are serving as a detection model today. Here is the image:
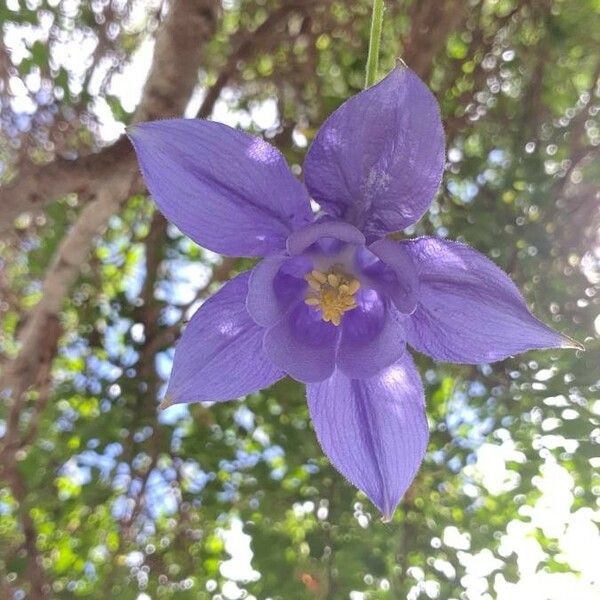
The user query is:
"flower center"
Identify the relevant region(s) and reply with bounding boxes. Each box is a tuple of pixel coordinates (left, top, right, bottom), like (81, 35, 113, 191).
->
(303, 266, 360, 326)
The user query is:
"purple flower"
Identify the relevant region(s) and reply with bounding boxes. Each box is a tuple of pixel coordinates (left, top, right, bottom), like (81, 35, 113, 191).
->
(128, 66, 575, 519)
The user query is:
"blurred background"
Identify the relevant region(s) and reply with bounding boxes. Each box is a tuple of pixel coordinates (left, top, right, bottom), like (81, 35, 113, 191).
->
(0, 0, 599, 598)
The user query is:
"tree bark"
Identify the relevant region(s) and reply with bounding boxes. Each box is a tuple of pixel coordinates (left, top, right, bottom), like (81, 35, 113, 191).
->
(401, 0, 468, 80)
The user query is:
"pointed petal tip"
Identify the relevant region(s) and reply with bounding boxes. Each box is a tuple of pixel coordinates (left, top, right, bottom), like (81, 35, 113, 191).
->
(124, 125, 135, 142)
(560, 335, 585, 351)
(395, 56, 408, 70)
(399, 237, 586, 363)
(125, 124, 147, 147)
(124, 122, 140, 136)
(125, 121, 153, 141)
(158, 395, 175, 411)
(377, 497, 400, 522)
(307, 356, 427, 525)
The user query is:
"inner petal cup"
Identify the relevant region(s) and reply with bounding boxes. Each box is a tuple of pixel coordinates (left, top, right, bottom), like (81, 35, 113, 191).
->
(247, 255, 311, 327)
(356, 245, 419, 315)
(252, 221, 409, 382)
(286, 220, 365, 255)
(338, 289, 406, 379)
(263, 302, 340, 383)
(342, 288, 386, 344)
(249, 222, 368, 334)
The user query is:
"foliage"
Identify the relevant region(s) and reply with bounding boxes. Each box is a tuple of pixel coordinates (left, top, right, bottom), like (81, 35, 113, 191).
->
(0, 0, 599, 598)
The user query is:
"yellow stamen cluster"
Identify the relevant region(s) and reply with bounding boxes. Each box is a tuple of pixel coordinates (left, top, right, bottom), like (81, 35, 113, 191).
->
(304, 266, 360, 326)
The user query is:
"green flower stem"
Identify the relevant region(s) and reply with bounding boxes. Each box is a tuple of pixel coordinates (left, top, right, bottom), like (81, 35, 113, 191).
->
(365, 0, 385, 88)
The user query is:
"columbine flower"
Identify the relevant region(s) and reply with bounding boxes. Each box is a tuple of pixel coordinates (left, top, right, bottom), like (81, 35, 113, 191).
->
(128, 66, 575, 519)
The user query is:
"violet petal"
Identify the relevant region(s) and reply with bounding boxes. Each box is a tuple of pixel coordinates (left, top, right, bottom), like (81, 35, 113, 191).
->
(338, 289, 406, 379)
(367, 239, 420, 314)
(287, 219, 365, 255)
(246, 256, 309, 327)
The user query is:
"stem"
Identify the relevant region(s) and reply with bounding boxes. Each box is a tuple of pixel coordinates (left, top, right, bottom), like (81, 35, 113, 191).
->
(365, 0, 385, 88)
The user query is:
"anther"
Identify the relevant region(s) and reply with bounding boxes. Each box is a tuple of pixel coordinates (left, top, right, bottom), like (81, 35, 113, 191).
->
(311, 270, 327, 284)
(303, 266, 360, 326)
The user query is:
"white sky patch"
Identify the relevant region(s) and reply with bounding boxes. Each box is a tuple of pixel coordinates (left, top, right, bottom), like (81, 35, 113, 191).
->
(465, 440, 525, 496)
(293, 128, 308, 147)
(218, 519, 260, 589)
(109, 38, 155, 114)
(443, 526, 471, 550)
(496, 571, 600, 600)
(581, 247, 600, 285)
(534, 367, 556, 381)
(93, 37, 155, 140)
(194, 91, 278, 129)
(458, 548, 505, 578)
(94, 97, 125, 142)
(250, 97, 279, 130)
(444, 446, 600, 600)
(184, 84, 205, 118)
(496, 457, 599, 599)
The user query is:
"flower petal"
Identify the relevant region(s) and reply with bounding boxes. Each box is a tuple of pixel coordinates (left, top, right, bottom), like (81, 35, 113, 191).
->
(264, 302, 340, 383)
(166, 271, 283, 404)
(338, 289, 406, 379)
(304, 66, 444, 238)
(128, 119, 313, 257)
(307, 354, 428, 519)
(246, 255, 310, 327)
(286, 220, 365, 255)
(365, 239, 420, 314)
(399, 237, 574, 362)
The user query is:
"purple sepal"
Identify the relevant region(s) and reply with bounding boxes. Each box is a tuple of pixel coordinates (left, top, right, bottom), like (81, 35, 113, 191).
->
(304, 67, 445, 239)
(400, 237, 572, 362)
(307, 353, 428, 519)
(166, 271, 284, 404)
(128, 119, 313, 257)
